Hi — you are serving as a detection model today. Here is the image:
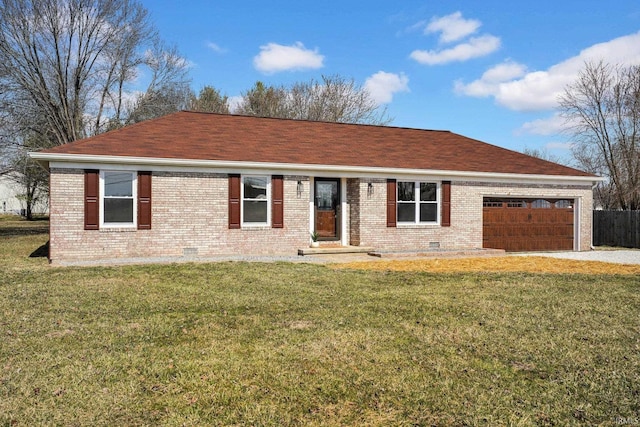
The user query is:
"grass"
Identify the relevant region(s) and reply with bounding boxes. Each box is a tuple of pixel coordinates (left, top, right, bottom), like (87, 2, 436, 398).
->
(0, 214, 48, 238)
(1, 215, 639, 426)
(333, 255, 640, 275)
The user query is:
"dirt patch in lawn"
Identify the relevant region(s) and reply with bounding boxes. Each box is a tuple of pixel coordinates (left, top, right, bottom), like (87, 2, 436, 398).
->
(331, 256, 640, 275)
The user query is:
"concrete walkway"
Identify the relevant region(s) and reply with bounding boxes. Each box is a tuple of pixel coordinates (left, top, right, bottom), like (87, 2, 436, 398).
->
(55, 248, 640, 267)
(514, 249, 640, 265)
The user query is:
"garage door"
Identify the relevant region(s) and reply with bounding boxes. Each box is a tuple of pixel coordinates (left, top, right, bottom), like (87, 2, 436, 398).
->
(483, 198, 574, 251)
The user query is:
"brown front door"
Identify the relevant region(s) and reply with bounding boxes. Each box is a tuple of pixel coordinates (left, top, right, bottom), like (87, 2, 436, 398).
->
(314, 179, 340, 240)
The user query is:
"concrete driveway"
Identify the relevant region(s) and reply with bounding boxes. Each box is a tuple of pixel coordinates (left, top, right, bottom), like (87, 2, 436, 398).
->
(516, 250, 640, 265)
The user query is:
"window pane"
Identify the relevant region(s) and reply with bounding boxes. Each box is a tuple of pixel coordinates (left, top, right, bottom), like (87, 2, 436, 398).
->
(420, 183, 436, 201)
(104, 198, 133, 223)
(243, 200, 267, 223)
(555, 200, 572, 209)
(244, 177, 267, 200)
(316, 182, 337, 209)
(397, 203, 415, 222)
(104, 172, 133, 197)
(531, 199, 551, 209)
(397, 182, 414, 202)
(420, 203, 437, 222)
(507, 200, 527, 208)
(483, 199, 503, 208)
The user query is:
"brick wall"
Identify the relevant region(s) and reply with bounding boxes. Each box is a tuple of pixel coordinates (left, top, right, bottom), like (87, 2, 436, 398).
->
(48, 169, 594, 264)
(357, 179, 594, 252)
(347, 178, 361, 246)
(49, 169, 310, 263)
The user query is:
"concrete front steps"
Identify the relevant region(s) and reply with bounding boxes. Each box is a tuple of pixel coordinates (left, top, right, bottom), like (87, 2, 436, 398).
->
(298, 246, 374, 256)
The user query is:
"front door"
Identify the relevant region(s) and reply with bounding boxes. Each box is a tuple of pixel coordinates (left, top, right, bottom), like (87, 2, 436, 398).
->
(314, 178, 340, 241)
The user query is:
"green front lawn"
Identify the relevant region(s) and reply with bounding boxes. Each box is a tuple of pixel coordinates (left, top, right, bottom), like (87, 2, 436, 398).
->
(1, 218, 639, 425)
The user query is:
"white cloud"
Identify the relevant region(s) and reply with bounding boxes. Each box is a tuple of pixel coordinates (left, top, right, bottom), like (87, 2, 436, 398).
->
(545, 141, 574, 151)
(480, 61, 528, 83)
(410, 35, 500, 65)
(253, 42, 324, 74)
(426, 11, 481, 43)
(364, 71, 409, 105)
(409, 12, 499, 66)
(518, 113, 566, 136)
(456, 31, 640, 111)
(228, 95, 243, 113)
(405, 19, 428, 34)
(207, 42, 227, 54)
(455, 60, 527, 97)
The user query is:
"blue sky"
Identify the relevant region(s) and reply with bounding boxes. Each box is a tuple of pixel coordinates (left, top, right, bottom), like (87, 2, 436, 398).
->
(140, 0, 640, 162)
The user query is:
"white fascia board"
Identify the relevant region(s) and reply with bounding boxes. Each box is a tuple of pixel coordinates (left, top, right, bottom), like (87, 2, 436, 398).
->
(31, 152, 603, 186)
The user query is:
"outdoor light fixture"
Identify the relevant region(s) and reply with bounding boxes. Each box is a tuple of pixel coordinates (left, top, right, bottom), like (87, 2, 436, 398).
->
(367, 182, 374, 197)
(297, 180, 303, 197)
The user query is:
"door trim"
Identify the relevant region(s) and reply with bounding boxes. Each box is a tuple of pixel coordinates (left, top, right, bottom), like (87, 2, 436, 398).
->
(309, 177, 346, 245)
(313, 178, 341, 241)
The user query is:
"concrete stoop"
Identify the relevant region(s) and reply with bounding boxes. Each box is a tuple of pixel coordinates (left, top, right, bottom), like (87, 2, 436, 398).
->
(297, 246, 374, 256)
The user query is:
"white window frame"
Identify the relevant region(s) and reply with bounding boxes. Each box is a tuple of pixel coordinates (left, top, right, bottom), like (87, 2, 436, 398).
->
(397, 180, 440, 225)
(100, 170, 137, 228)
(241, 174, 271, 227)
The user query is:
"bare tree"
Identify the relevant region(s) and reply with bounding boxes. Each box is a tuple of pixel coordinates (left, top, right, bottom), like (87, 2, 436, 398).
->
(0, 0, 189, 145)
(235, 81, 290, 118)
(235, 75, 392, 125)
(289, 75, 391, 125)
(3, 130, 52, 220)
(125, 43, 192, 124)
(6, 150, 49, 220)
(0, 0, 190, 217)
(522, 147, 565, 165)
(189, 86, 230, 114)
(559, 61, 640, 210)
(126, 85, 192, 124)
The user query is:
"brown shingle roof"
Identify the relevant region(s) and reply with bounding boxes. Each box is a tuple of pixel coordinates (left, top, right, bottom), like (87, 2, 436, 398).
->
(38, 111, 592, 177)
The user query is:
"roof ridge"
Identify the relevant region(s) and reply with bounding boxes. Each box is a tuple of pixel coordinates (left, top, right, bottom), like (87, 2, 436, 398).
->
(179, 110, 453, 134)
(31, 111, 595, 178)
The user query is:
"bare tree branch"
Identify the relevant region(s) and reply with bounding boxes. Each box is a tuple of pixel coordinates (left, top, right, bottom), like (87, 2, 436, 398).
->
(0, 0, 191, 214)
(559, 61, 640, 210)
(0, 0, 188, 145)
(236, 75, 392, 125)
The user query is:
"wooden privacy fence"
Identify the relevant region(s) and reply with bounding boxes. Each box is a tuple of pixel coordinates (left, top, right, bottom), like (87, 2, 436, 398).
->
(593, 210, 640, 248)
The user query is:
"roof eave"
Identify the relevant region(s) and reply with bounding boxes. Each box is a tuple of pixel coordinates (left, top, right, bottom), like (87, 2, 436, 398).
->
(29, 152, 603, 184)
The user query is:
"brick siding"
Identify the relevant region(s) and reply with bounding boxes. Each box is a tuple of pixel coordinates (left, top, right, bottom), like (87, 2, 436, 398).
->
(48, 169, 594, 264)
(356, 179, 593, 251)
(49, 169, 309, 263)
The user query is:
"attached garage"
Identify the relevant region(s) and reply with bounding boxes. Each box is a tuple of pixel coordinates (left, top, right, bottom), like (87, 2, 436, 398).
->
(483, 198, 575, 251)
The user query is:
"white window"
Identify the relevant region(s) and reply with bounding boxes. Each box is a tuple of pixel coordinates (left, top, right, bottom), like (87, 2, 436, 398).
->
(397, 181, 438, 224)
(242, 175, 270, 226)
(101, 171, 136, 227)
